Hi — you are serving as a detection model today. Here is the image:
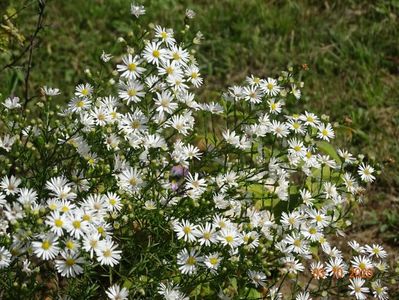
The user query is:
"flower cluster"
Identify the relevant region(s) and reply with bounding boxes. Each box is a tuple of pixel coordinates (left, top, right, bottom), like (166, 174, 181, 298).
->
(0, 4, 393, 300)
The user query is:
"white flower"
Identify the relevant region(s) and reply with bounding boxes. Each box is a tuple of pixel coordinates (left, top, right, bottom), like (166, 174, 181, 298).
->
(154, 25, 176, 46)
(118, 80, 145, 104)
(32, 234, 60, 260)
(204, 252, 221, 273)
(364, 244, 387, 259)
(248, 270, 266, 287)
(177, 248, 201, 275)
(75, 83, 93, 98)
(42, 86, 61, 96)
(143, 41, 167, 65)
(185, 9, 196, 19)
(55, 250, 84, 278)
(357, 163, 375, 183)
(101, 51, 113, 62)
(118, 167, 143, 194)
(173, 219, 200, 242)
(106, 284, 129, 300)
(0, 246, 11, 269)
(260, 77, 281, 96)
(117, 54, 145, 79)
(349, 278, 369, 300)
(46, 211, 66, 236)
(96, 239, 122, 267)
(3, 96, 21, 109)
(317, 123, 335, 141)
(130, 2, 145, 18)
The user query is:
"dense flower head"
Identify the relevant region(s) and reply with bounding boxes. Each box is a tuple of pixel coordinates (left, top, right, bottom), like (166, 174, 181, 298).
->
(0, 3, 391, 300)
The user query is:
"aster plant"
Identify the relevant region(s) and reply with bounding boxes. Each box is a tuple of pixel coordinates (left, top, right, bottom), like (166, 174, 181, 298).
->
(0, 3, 394, 300)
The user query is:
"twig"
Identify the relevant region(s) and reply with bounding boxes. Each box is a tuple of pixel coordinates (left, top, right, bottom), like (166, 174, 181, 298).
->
(23, 0, 46, 109)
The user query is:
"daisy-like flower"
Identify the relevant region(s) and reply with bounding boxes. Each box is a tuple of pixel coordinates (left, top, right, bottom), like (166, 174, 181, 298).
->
(217, 228, 243, 249)
(338, 149, 356, 164)
(281, 257, 305, 274)
(143, 41, 167, 65)
(268, 99, 283, 114)
(349, 278, 369, 300)
(326, 257, 347, 279)
(177, 248, 201, 275)
(248, 270, 266, 287)
(106, 284, 129, 300)
(168, 45, 189, 66)
(173, 219, 200, 242)
(185, 64, 203, 87)
(154, 90, 178, 115)
(118, 80, 145, 104)
(1, 175, 21, 195)
(105, 192, 123, 212)
(96, 239, 122, 267)
(32, 234, 60, 260)
(351, 255, 374, 277)
(118, 167, 143, 194)
(357, 163, 375, 183)
(185, 173, 207, 194)
(83, 231, 102, 258)
(65, 211, 89, 239)
(185, 8, 196, 19)
(307, 209, 329, 228)
(154, 25, 176, 46)
(348, 240, 366, 253)
(317, 123, 335, 141)
(41, 86, 61, 96)
(260, 77, 281, 96)
(371, 280, 389, 300)
(242, 85, 263, 104)
(3, 96, 21, 109)
(55, 250, 84, 278)
(68, 97, 91, 113)
(0, 246, 11, 269)
(130, 2, 145, 18)
(203, 252, 221, 273)
(46, 211, 66, 236)
(197, 222, 217, 246)
(300, 111, 320, 127)
(101, 50, 113, 62)
(75, 83, 93, 98)
(296, 292, 311, 300)
(364, 244, 387, 259)
(270, 120, 290, 138)
(158, 282, 187, 300)
(310, 261, 326, 279)
(117, 54, 145, 79)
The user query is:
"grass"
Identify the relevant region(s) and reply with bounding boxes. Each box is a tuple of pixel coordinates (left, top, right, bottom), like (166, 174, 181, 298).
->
(1, 0, 399, 248)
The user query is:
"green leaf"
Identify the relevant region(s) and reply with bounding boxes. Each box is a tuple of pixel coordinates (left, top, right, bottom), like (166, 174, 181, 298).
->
(316, 141, 341, 163)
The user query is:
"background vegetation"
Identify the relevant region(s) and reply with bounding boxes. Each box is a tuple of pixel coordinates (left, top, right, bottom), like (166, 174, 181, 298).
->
(1, 0, 398, 257)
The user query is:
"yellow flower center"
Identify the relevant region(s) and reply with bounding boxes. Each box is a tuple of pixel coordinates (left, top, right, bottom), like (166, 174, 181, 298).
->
(128, 89, 137, 97)
(186, 256, 196, 265)
(65, 258, 75, 266)
(183, 226, 191, 234)
(128, 63, 136, 71)
(42, 240, 51, 250)
(72, 220, 81, 229)
(209, 257, 218, 265)
(152, 50, 160, 58)
(225, 236, 233, 243)
(66, 240, 75, 249)
(81, 88, 89, 96)
(54, 219, 63, 227)
(267, 83, 274, 90)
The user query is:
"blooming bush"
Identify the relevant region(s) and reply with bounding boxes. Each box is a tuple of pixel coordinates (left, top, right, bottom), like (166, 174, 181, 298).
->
(0, 4, 393, 300)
